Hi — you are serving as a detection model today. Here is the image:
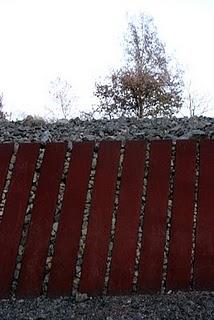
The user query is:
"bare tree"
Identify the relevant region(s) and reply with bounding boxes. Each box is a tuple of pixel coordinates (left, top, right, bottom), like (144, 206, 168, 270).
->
(79, 106, 97, 121)
(181, 81, 212, 117)
(0, 93, 8, 120)
(0, 93, 3, 113)
(95, 14, 184, 119)
(48, 77, 76, 120)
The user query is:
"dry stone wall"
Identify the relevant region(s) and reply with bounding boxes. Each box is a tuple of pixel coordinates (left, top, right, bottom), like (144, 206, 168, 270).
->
(0, 117, 213, 299)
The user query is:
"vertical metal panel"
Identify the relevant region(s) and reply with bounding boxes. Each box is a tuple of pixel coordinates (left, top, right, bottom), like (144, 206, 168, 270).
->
(0, 144, 39, 298)
(0, 139, 213, 298)
(138, 141, 171, 293)
(108, 141, 146, 295)
(167, 140, 196, 290)
(194, 140, 214, 290)
(17, 143, 66, 298)
(79, 141, 121, 295)
(48, 142, 94, 297)
(0, 144, 13, 201)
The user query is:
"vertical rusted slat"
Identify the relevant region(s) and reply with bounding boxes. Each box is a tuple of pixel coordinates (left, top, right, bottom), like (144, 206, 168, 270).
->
(79, 141, 121, 295)
(167, 140, 196, 290)
(48, 142, 94, 297)
(138, 141, 171, 293)
(0, 144, 14, 200)
(194, 140, 214, 290)
(108, 141, 146, 295)
(17, 143, 66, 298)
(0, 144, 39, 298)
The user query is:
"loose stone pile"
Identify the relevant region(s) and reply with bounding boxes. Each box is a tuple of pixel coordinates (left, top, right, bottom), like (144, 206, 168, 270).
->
(1, 115, 214, 143)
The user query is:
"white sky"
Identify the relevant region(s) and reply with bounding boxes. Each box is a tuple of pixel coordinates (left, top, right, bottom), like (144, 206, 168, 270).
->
(0, 0, 214, 119)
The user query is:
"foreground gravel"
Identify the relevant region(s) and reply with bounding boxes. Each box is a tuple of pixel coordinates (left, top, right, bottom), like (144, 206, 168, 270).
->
(0, 292, 213, 320)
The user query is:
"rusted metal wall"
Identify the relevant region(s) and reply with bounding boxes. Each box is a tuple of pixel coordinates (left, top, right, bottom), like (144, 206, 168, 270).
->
(0, 141, 213, 298)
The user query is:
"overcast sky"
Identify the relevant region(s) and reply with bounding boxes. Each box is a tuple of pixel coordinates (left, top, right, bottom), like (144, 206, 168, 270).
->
(0, 0, 214, 119)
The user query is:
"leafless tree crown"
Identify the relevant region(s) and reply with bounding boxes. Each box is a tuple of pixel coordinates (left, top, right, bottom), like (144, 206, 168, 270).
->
(0, 93, 7, 120)
(48, 77, 76, 120)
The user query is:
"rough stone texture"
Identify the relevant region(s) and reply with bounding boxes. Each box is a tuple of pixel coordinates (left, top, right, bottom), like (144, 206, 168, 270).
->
(132, 143, 150, 292)
(11, 147, 46, 296)
(42, 149, 72, 295)
(0, 143, 19, 220)
(161, 142, 176, 292)
(72, 144, 98, 295)
(104, 143, 125, 294)
(1, 116, 214, 143)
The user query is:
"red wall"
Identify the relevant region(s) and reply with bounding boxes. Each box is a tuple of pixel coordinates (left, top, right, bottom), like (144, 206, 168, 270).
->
(0, 141, 213, 298)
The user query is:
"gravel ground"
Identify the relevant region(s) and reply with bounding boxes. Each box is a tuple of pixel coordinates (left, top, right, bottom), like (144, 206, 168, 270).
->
(0, 292, 213, 320)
